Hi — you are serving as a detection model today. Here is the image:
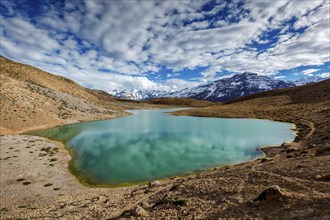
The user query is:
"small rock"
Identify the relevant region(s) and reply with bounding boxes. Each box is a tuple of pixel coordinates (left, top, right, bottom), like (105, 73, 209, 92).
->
(281, 142, 291, 148)
(261, 158, 271, 163)
(286, 148, 298, 153)
(144, 188, 153, 194)
(133, 205, 148, 217)
(315, 175, 322, 180)
(149, 180, 161, 187)
(139, 201, 150, 209)
(254, 185, 283, 201)
(219, 198, 227, 203)
(170, 183, 185, 191)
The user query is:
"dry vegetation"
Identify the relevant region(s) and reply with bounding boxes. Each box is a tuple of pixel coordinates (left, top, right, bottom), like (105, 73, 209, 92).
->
(144, 97, 218, 107)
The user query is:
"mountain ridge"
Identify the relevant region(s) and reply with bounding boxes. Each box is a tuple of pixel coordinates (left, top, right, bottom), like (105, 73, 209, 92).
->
(168, 72, 296, 102)
(110, 72, 300, 102)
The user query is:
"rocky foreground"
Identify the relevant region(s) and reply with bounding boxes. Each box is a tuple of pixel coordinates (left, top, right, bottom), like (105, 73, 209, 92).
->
(1, 130, 329, 219)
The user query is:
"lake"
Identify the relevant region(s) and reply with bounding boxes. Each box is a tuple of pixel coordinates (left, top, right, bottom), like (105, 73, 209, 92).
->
(31, 108, 295, 185)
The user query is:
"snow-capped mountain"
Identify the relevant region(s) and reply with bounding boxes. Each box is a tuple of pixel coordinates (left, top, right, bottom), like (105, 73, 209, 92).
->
(291, 76, 329, 86)
(110, 89, 170, 100)
(167, 72, 295, 102)
(110, 72, 297, 102)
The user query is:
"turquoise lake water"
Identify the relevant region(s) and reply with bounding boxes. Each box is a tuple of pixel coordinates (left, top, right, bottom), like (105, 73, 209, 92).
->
(31, 108, 295, 185)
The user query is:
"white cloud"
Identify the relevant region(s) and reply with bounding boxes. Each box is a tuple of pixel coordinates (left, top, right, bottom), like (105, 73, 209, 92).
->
(0, 0, 329, 92)
(162, 78, 200, 90)
(274, 76, 286, 79)
(294, 4, 330, 29)
(187, 20, 210, 30)
(301, 69, 319, 76)
(318, 72, 330, 78)
(200, 66, 223, 80)
(0, 0, 15, 15)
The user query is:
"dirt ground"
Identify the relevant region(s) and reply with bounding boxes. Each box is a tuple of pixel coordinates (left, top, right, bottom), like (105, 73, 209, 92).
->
(1, 131, 329, 219)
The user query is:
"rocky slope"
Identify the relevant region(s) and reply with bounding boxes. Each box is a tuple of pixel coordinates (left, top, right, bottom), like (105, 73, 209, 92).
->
(0, 56, 126, 134)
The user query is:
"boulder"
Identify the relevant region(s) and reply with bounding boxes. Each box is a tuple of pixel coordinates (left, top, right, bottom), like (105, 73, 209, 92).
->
(254, 185, 283, 201)
(315, 174, 322, 180)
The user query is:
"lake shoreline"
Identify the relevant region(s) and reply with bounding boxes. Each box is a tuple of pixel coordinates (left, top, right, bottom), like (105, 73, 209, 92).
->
(1, 107, 329, 219)
(27, 108, 296, 187)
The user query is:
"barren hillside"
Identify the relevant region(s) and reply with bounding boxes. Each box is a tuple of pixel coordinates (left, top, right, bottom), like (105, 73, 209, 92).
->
(0, 56, 126, 134)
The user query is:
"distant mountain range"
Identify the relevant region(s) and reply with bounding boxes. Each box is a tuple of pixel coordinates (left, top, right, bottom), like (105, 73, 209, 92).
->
(111, 72, 329, 102)
(167, 72, 296, 102)
(110, 89, 170, 101)
(291, 76, 327, 86)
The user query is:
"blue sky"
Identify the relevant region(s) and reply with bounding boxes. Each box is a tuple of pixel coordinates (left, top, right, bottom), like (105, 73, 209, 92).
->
(1, 0, 329, 91)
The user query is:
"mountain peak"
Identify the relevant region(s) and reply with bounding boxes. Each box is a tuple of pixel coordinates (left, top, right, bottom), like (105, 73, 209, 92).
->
(240, 72, 258, 76)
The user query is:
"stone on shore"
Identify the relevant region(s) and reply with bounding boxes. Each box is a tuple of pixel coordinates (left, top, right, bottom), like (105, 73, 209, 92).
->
(255, 185, 284, 201)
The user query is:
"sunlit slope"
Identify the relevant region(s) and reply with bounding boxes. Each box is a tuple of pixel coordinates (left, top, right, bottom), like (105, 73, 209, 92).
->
(0, 56, 125, 134)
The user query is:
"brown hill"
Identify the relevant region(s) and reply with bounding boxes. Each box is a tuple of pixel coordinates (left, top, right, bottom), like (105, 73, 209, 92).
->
(144, 97, 218, 107)
(0, 56, 126, 134)
(88, 89, 116, 102)
(0, 56, 115, 104)
(229, 79, 330, 104)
